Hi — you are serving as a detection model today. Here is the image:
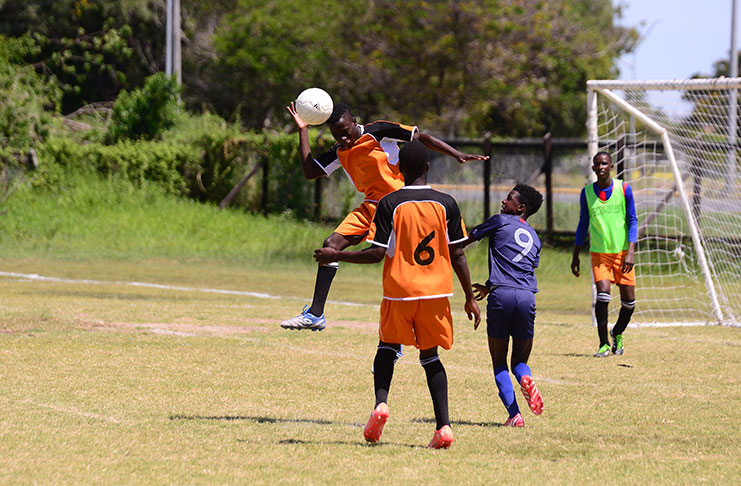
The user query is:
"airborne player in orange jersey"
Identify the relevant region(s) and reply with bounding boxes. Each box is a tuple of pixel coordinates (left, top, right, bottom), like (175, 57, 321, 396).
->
(283, 102, 488, 331)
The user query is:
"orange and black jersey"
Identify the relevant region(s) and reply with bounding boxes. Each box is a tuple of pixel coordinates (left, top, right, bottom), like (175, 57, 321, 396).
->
(368, 186, 467, 300)
(314, 121, 417, 202)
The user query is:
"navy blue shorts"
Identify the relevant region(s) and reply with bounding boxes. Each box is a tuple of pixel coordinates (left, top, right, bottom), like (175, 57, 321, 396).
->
(486, 287, 536, 340)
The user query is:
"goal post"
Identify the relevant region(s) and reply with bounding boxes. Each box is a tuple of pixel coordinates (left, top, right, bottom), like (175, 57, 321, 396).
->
(586, 78, 741, 327)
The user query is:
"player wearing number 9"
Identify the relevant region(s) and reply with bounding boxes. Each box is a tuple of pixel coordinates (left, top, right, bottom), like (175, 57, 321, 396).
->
(460, 184, 545, 427)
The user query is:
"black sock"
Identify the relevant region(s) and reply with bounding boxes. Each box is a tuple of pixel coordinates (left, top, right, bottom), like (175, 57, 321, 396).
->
(308, 264, 337, 316)
(373, 347, 397, 406)
(612, 301, 635, 336)
(422, 356, 449, 430)
(595, 296, 610, 347)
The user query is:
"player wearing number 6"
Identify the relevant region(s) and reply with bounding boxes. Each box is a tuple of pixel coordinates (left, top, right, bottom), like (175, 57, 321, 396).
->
(314, 140, 481, 448)
(461, 184, 545, 427)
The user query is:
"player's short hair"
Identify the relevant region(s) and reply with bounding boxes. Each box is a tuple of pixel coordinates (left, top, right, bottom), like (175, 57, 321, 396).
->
(593, 151, 612, 163)
(513, 183, 543, 218)
(327, 103, 352, 125)
(398, 140, 429, 180)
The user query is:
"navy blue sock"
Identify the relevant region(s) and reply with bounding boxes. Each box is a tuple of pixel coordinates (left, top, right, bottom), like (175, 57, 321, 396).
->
(512, 362, 532, 386)
(494, 365, 520, 418)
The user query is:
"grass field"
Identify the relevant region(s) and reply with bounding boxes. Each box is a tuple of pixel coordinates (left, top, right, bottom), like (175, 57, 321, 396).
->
(1, 256, 739, 485)
(0, 176, 739, 484)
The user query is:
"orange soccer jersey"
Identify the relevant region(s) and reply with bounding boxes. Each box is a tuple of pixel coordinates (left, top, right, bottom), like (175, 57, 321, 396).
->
(368, 186, 467, 300)
(314, 121, 416, 202)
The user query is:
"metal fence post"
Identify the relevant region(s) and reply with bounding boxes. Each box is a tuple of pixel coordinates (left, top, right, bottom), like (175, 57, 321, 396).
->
(483, 132, 492, 220)
(314, 178, 322, 219)
(543, 132, 553, 240)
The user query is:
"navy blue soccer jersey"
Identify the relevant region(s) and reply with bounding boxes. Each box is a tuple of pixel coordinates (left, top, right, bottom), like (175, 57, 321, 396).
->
(469, 214, 541, 293)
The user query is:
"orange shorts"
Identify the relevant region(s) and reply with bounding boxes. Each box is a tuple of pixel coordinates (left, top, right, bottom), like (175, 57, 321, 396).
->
(591, 251, 635, 286)
(379, 297, 454, 350)
(334, 200, 378, 239)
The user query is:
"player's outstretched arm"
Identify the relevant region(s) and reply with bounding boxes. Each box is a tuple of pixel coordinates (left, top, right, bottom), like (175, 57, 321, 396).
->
(314, 245, 385, 265)
(450, 243, 481, 329)
(414, 132, 489, 165)
(286, 102, 325, 180)
(458, 235, 477, 249)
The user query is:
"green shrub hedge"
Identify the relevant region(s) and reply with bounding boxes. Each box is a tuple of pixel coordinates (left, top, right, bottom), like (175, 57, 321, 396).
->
(34, 119, 335, 219)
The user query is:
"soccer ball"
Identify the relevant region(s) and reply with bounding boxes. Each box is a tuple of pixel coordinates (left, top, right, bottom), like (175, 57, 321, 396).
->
(295, 88, 333, 125)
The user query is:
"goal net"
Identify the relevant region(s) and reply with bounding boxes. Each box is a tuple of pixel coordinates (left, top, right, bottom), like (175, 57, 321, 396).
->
(587, 78, 741, 327)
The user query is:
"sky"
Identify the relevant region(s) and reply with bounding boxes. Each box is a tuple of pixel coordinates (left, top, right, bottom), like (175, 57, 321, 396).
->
(617, 0, 735, 81)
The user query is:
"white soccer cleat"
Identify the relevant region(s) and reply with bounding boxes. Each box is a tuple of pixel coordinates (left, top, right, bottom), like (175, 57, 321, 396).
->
(280, 306, 326, 331)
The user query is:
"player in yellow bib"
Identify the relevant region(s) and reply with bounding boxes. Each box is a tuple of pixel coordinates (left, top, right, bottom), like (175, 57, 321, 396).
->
(571, 152, 638, 357)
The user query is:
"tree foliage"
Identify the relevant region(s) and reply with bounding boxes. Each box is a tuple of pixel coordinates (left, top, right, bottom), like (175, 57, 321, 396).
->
(0, 0, 636, 138)
(208, 0, 635, 137)
(0, 0, 164, 113)
(106, 73, 183, 143)
(0, 35, 61, 157)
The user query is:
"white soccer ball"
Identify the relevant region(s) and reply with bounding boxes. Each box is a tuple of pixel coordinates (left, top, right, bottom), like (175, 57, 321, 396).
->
(295, 88, 333, 125)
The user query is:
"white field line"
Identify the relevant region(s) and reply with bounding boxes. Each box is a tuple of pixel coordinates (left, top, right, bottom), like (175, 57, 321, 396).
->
(0, 271, 371, 308)
(1, 273, 720, 328)
(24, 399, 127, 424)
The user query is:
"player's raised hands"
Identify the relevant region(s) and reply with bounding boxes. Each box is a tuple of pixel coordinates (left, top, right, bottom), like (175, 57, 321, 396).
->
(286, 102, 310, 130)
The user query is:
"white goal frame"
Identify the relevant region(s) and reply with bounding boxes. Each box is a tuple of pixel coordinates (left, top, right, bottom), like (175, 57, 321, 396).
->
(586, 78, 741, 326)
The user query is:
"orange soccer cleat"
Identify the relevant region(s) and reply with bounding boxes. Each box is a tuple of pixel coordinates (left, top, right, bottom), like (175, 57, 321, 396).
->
(427, 424, 454, 449)
(503, 413, 524, 427)
(363, 403, 390, 444)
(520, 375, 544, 415)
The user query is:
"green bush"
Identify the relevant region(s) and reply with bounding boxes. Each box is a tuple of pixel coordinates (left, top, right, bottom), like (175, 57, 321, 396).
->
(162, 115, 335, 218)
(38, 137, 199, 196)
(105, 73, 182, 143)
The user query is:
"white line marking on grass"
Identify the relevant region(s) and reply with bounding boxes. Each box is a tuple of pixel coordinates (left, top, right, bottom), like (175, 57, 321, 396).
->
(24, 400, 127, 424)
(0, 271, 371, 308)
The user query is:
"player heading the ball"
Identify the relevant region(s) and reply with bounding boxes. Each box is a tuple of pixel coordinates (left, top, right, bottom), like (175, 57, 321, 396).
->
(282, 94, 489, 331)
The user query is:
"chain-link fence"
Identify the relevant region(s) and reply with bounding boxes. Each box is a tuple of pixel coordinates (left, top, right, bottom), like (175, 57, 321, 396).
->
(312, 135, 592, 243)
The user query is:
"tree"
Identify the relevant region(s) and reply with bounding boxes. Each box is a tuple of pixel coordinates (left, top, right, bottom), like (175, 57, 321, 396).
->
(0, 0, 164, 113)
(0, 0, 636, 137)
(208, 0, 635, 137)
(0, 35, 61, 156)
